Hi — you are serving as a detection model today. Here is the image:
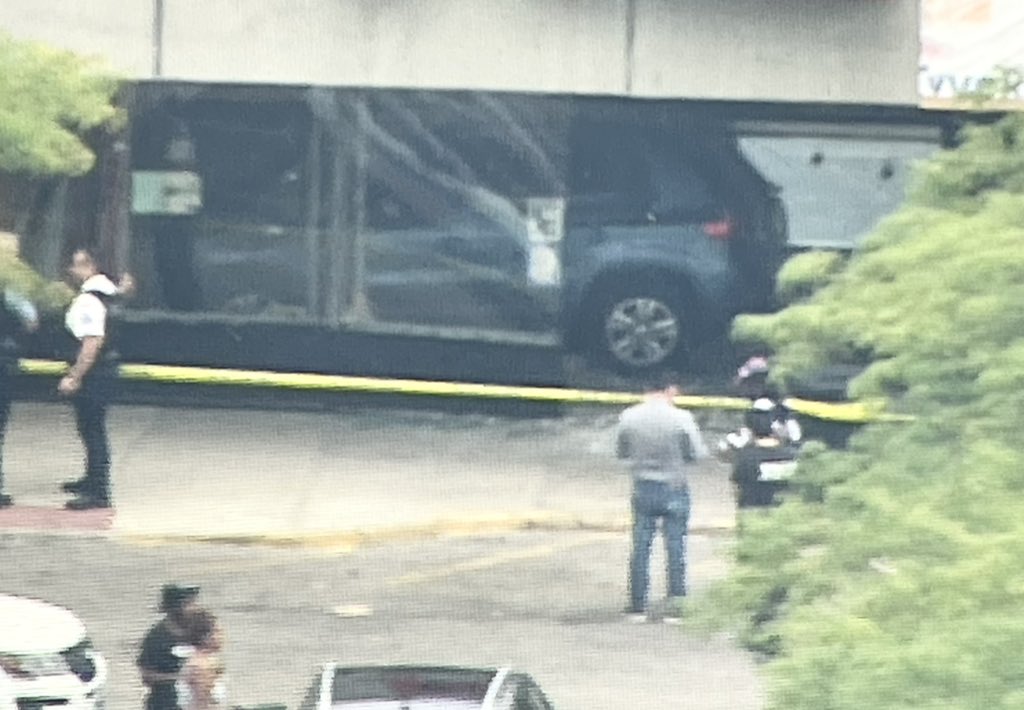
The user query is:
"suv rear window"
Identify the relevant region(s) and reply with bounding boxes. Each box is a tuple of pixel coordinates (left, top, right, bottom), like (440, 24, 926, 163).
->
(647, 152, 719, 221)
(568, 120, 720, 225)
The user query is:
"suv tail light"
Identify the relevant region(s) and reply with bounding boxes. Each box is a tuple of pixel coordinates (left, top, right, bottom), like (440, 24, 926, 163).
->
(703, 216, 735, 240)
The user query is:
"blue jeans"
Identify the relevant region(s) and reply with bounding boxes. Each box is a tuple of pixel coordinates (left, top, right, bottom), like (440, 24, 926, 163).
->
(629, 479, 690, 613)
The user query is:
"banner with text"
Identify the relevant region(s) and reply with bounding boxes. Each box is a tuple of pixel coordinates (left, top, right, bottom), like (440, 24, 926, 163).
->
(920, 0, 1024, 106)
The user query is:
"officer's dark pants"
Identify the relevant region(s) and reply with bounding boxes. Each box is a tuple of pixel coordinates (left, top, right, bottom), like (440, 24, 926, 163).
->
(0, 363, 11, 493)
(73, 363, 115, 501)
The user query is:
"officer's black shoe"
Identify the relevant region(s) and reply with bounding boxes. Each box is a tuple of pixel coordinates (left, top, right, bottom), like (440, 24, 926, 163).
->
(0, 493, 13, 508)
(65, 495, 111, 511)
(61, 477, 90, 494)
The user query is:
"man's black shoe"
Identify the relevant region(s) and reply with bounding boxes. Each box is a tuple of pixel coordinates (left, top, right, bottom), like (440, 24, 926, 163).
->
(61, 477, 90, 494)
(0, 493, 13, 508)
(65, 495, 111, 511)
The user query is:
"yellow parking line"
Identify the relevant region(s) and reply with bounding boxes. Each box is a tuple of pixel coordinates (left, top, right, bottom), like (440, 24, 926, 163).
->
(385, 534, 617, 587)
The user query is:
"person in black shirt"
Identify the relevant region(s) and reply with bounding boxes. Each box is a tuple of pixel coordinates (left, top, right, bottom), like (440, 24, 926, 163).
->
(733, 356, 802, 445)
(138, 584, 201, 710)
(729, 400, 800, 507)
(0, 231, 40, 508)
(0, 288, 38, 508)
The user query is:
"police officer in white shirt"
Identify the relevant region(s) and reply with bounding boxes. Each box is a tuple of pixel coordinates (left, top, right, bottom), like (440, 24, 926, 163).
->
(59, 249, 131, 510)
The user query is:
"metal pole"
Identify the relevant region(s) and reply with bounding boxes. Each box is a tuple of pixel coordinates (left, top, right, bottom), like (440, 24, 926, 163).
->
(624, 0, 636, 95)
(152, 0, 164, 78)
(304, 108, 322, 319)
(347, 94, 372, 322)
(326, 99, 344, 324)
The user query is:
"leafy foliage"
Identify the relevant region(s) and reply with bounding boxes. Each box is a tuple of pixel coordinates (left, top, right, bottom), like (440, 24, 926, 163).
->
(0, 33, 118, 312)
(0, 31, 120, 176)
(0, 241, 73, 310)
(774, 250, 846, 305)
(696, 112, 1024, 709)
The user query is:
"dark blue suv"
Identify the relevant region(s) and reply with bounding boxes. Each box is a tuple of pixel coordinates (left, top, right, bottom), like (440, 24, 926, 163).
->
(559, 114, 787, 371)
(149, 91, 787, 374)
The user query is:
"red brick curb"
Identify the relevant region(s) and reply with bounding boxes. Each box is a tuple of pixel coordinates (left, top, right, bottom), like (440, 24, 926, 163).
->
(0, 505, 114, 533)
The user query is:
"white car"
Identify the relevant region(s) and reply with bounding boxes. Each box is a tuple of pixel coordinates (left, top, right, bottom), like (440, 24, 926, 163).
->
(0, 594, 108, 710)
(298, 664, 554, 710)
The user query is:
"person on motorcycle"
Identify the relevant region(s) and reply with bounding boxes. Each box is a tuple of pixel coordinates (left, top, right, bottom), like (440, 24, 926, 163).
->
(729, 399, 800, 507)
(718, 356, 803, 507)
(731, 355, 801, 447)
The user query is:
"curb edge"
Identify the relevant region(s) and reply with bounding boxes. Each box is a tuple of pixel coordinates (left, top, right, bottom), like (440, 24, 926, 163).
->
(111, 515, 736, 550)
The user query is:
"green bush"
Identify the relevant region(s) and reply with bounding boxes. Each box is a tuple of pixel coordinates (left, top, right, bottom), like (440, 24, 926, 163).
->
(696, 113, 1024, 709)
(0, 32, 119, 310)
(0, 32, 120, 176)
(774, 250, 846, 305)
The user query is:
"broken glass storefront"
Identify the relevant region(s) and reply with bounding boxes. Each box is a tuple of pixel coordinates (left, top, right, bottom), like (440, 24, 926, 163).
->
(735, 123, 942, 250)
(115, 85, 948, 370)
(127, 86, 575, 341)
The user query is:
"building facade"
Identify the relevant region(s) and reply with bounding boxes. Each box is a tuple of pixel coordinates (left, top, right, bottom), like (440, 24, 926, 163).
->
(2, 0, 920, 103)
(0, 1, 953, 380)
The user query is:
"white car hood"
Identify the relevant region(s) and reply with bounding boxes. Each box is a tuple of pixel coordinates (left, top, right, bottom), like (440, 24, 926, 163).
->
(0, 594, 86, 654)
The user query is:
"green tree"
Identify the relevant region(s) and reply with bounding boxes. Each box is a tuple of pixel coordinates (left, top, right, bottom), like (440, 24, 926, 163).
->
(696, 111, 1024, 709)
(0, 31, 120, 309)
(0, 32, 119, 176)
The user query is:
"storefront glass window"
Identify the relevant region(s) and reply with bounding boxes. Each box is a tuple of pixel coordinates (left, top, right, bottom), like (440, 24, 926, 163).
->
(130, 89, 314, 318)
(737, 131, 941, 250)
(124, 86, 947, 352)
(360, 91, 570, 333)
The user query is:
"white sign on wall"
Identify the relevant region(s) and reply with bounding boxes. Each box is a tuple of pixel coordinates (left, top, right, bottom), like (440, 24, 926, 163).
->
(131, 171, 203, 215)
(525, 197, 564, 287)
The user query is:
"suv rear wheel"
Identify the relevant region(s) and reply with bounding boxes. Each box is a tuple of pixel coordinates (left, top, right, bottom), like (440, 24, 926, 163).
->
(590, 283, 691, 372)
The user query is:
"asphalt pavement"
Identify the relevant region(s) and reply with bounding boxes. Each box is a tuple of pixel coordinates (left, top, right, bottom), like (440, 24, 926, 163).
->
(0, 401, 740, 543)
(0, 401, 761, 709)
(0, 531, 763, 710)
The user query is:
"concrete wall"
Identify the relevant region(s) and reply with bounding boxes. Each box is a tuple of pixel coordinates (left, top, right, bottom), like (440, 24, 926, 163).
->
(633, 0, 920, 104)
(0, 1, 154, 76)
(160, 0, 629, 94)
(0, 0, 920, 104)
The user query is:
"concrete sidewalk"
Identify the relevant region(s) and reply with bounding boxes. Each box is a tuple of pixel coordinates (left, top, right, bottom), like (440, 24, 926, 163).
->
(0, 402, 738, 544)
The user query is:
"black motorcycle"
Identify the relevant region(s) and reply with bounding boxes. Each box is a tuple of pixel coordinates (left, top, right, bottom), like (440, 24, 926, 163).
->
(727, 433, 800, 508)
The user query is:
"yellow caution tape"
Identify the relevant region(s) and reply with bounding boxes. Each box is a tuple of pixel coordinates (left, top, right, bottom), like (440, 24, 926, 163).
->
(20, 359, 69, 377)
(785, 397, 914, 424)
(18, 358, 908, 424)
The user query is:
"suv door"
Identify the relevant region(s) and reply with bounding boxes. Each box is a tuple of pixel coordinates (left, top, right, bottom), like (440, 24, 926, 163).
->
(362, 91, 567, 335)
(563, 116, 737, 371)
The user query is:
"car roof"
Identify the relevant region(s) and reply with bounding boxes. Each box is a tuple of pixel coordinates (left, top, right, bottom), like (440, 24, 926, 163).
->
(325, 665, 504, 708)
(0, 594, 87, 655)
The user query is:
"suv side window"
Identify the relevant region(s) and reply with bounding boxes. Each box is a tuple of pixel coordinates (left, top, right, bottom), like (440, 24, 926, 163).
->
(647, 152, 719, 223)
(568, 122, 652, 226)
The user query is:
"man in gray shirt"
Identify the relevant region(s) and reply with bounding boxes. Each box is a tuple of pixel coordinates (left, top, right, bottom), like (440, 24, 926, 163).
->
(617, 372, 708, 621)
